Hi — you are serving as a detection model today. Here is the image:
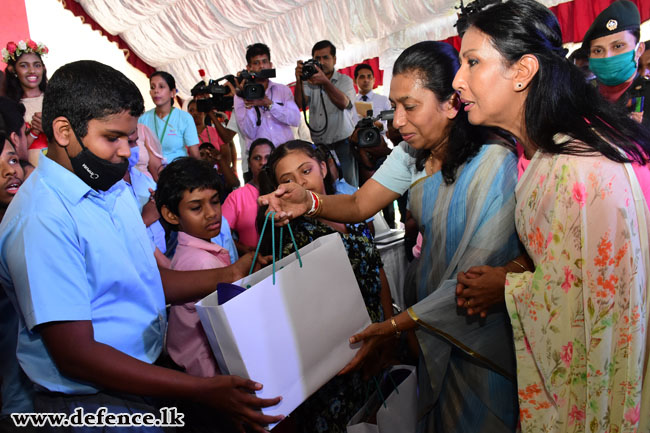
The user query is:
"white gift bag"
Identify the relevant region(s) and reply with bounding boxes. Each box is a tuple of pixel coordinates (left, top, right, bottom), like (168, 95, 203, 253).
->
(346, 365, 418, 433)
(196, 231, 372, 422)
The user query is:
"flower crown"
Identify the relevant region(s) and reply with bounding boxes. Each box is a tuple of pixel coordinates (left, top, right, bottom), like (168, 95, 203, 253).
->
(2, 39, 49, 64)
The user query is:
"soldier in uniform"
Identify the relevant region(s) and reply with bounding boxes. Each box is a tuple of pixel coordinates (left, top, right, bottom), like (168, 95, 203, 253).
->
(582, 0, 650, 126)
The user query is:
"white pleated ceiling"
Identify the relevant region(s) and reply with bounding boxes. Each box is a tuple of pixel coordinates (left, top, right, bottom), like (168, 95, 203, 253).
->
(74, 0, 570, 96)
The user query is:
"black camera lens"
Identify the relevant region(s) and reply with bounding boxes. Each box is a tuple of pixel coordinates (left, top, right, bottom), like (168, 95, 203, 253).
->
(196, 98, 214, 113)
(300, 59, 322, 81)
(243, 83, 266, 100)
(358, 128, 380, 148)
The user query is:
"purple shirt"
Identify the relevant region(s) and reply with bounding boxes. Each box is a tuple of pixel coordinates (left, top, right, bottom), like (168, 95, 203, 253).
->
(233, 80, 300, 150)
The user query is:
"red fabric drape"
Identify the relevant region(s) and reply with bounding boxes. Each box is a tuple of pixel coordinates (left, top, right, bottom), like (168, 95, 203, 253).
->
(553, 0, 650, 43)
(338, 57, 384, 92)
(441, 0, 650, 51)
(60, 1, 155, 76)
(0, 0, 31, 70)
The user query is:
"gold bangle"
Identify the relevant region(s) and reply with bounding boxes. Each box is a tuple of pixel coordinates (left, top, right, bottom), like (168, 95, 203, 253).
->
(510, 259, 528, 272)
(390, 317, 401, 338)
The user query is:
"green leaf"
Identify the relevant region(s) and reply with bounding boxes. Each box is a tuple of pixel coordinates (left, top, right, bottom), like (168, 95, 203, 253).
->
(551, 366, 567, 384)
(588, 298, 595, 318)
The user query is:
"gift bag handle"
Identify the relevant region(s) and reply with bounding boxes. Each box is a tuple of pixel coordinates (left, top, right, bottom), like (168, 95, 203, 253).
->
(249, 211, 303, 284)
(363, 369, 401, 412)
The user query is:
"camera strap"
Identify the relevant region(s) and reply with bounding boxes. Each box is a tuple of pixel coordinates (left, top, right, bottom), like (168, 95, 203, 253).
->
(301, 86, 328, 135)
(254, 106, 262, 126)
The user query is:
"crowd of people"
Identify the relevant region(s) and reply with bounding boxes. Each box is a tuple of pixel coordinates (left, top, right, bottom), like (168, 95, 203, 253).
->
(1, 0, 650, 432)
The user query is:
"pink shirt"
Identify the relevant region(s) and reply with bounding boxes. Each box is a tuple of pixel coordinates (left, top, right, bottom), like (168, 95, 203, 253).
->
(167, 231, 231, 377)
(198, 125, 224, 151)
(222, 183, 260, 249)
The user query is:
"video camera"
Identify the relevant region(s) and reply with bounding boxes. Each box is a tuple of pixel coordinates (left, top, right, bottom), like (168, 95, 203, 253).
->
(191, 75, 236, 112)
(355, 109, 394, 148)
(238, 68, 276, 100)
(300, 59, 323, 81)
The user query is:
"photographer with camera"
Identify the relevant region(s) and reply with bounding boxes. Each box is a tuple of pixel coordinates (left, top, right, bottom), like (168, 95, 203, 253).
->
(189, 87, 237, 148)
(350, 64, 393, 185)
(188, 99, 240, 192)
(352, 64, 392, 131)
(295, 40, 358, 186)
(231, 43, 299, 172)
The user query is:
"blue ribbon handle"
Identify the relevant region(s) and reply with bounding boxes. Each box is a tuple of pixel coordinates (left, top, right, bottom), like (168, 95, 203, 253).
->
(248, 211, 303, 285)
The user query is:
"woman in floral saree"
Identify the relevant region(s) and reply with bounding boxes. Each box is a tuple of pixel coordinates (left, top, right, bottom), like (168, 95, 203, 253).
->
(453, 1, 650, 431)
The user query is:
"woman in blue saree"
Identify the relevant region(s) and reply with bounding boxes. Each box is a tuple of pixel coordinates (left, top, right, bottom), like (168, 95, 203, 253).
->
(260, 41, 521, 432)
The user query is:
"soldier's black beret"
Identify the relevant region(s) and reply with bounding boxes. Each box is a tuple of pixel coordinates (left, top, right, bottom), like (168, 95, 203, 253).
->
(582, 0, 640, 49)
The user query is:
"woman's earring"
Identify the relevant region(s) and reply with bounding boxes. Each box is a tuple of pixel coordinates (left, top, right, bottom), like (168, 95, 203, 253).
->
(516, 82, 523, 89)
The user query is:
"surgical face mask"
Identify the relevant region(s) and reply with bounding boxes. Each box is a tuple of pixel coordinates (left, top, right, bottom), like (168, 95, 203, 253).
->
(67, 129, 129, 191)
(589, 47, 638, 86)
(128, 145, 140, 169)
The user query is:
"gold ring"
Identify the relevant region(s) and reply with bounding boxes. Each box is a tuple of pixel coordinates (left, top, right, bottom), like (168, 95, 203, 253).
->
(466, 299, 472, 307)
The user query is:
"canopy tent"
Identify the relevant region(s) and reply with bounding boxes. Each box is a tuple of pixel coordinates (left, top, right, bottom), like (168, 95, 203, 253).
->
(3, 0, 650, 99)
(54, 0, 649, 97)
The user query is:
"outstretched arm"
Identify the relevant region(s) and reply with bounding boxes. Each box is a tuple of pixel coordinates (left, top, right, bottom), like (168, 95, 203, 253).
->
(258, 179, 399, 225)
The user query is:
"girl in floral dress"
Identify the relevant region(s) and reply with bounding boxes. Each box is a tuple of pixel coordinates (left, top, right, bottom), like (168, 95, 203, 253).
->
(452, 0, 650, 431)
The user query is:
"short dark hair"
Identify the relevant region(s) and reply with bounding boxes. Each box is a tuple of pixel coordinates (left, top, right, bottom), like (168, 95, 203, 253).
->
(246, 43, 271, 64)
(150, 71, 176, 90)
(155, 157, 223, 218)
(354, 64, 373, 79)
(312, 40, 336, 57)
(199, 142, 213, 151)
(42, 60, 144, 140)
(0, 97, 26, 137)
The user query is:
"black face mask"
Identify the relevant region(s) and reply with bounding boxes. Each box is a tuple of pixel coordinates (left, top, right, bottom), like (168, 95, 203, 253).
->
(67, 128, 129, 191)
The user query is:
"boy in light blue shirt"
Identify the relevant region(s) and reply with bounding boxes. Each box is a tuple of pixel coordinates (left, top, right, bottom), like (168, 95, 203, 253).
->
(0, 60, 282, 431)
